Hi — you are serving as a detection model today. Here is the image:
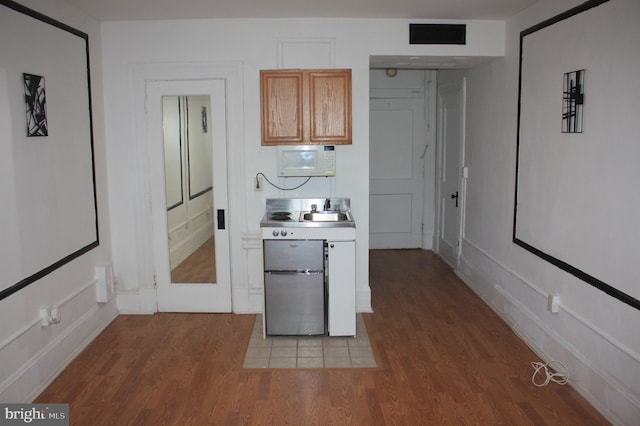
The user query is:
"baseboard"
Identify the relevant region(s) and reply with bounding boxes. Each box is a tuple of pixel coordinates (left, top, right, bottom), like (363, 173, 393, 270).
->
(0, 298, 117, 402)
(116, 291, 140, 314)
(246, 288, 263, 314)
(357, 287, 373, 313)
(26, 301, 118, 402)
(116, 289, 156, 314)
(455, 240, 639, 426)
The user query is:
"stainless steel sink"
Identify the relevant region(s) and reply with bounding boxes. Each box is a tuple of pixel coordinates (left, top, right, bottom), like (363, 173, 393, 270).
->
(261, 198, 355, 228)
(301, 211, 352, 222)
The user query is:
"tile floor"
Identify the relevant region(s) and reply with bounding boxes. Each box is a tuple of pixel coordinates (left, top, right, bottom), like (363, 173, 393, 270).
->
(243, 314, 377, 369)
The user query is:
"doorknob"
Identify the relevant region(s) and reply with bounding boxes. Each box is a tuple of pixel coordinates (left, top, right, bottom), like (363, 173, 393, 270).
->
(451, 191, 459, 208)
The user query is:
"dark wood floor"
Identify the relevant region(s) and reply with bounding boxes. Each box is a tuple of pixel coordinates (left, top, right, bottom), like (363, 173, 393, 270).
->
(36, 250, 608, 425)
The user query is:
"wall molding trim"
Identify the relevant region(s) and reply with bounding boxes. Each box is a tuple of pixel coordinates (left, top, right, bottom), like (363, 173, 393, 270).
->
(116, 289, 157, 314)
(241, 231, 261, 249)
(241, 231, 262, 313)
(356, 287, 373, 313)
(277, 37, 335, 69)
(0, 290, 117, 402)
(456, 238, 640, 425)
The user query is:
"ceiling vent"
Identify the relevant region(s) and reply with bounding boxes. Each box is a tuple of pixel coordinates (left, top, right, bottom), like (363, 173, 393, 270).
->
(409, 24, 466, 45)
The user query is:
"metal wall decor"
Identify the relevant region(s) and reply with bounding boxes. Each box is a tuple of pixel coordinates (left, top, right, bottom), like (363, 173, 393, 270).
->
(23, 72, 48, 136)
(562, 69, 585, 133)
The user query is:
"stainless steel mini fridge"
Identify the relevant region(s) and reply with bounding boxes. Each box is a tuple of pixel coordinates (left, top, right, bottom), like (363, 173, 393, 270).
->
(263, 239, 326, 336)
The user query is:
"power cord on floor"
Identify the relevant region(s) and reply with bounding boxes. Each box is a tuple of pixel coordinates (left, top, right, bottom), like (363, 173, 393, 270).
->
(530, 360, 570, 387)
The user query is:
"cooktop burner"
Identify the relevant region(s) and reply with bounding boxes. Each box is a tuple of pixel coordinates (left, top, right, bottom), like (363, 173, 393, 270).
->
(260, 198, 354, 231)
(267, 211, 294, 221)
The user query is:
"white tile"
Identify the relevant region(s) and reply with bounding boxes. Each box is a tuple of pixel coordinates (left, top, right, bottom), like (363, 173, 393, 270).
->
(298, 338, 323, 347)
(245, 346, 272, 358)
(324, 346, 349, 358)
(298, 346, 323, 358)
(271, 346, 297, 358)
(243, 358, 270, 368)
(323, 337, 349, 347)
(248, 338, 273, 349)
(271, 337, 298, 347)
(297, 358, 324, 368)
(269, 357, 297, 368)
(351, 356, 377, 368)
(244, 313, 376, 369)
(324, 357, 351, 368)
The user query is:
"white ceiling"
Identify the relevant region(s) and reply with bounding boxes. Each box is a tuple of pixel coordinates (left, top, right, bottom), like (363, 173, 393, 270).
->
(65, 0, 537, 22)
(64, 0, 538, 69)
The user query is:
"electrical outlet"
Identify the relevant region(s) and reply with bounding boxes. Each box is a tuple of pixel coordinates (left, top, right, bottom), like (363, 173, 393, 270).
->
(547, 294, 560, 313)
(40, 305, 61, 326)
(50, 307, 61, 324)
(255, 175, 263, 191)
(40, 307, 51, 327)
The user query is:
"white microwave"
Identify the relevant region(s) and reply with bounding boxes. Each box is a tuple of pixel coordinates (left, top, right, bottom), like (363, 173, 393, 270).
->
(277, 145, 336, 177)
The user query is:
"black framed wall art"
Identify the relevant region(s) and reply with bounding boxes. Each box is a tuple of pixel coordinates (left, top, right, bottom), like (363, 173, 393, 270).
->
(0, 0, 99, 300)
(513, 0, 640, 310)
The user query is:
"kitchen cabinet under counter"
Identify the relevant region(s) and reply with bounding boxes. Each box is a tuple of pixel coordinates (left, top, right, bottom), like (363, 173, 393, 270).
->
(327, 239, 356, 336)
(260, 198, 357, 337)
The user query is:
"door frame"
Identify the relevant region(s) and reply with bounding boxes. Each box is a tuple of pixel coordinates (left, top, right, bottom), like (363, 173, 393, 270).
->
(131, 62, 246, 313)
(434, 77, 466, 269)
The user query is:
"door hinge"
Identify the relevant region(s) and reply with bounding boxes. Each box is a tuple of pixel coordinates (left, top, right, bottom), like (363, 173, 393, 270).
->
(153, 274, 157, 287)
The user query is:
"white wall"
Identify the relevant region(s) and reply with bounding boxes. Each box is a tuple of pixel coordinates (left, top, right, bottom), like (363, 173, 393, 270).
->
(450, 1, 640, 424)
(100, 18, 505, 314)
(0, 0, 116, 402)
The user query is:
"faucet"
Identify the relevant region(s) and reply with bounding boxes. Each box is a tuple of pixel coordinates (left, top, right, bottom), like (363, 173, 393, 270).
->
(323, 198, 331, 211)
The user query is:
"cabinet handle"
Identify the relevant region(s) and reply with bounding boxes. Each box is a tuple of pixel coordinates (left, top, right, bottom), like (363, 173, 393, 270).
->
(330, 244, 335, 248)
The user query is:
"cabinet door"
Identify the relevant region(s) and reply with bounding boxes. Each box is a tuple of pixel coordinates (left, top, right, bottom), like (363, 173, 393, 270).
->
(308, 70, 352, 144)
(327, 240, 356, 336)
(260, 70, 304, 145)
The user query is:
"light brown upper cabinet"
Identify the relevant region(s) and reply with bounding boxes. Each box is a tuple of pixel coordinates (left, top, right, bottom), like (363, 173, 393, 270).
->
(260, 69, 352, 145)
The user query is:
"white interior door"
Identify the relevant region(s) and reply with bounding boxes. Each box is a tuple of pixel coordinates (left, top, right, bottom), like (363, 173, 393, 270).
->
(369, 98, 426, 249)
(147, 79, 232, 312)
(436, 79, 465, 268)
